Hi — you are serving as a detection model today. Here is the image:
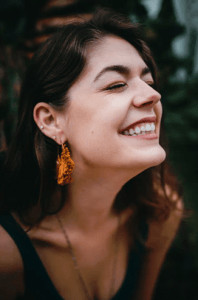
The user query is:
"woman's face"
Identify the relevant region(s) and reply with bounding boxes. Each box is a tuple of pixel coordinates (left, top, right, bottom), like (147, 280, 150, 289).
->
(62, 35, 166, 177)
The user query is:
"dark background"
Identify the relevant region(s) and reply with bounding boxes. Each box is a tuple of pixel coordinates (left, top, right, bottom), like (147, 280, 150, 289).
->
(0, 0, 198, 299)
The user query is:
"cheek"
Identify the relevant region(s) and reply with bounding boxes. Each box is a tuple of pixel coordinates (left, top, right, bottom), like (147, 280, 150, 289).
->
(67, 93, 124, 137)
(155, 102, 163, 120)
(66, 100, 123, 165)
(66, 102, 104, 144)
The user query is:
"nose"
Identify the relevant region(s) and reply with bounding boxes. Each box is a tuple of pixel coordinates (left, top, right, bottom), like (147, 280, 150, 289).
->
(132, 81, 161, 108)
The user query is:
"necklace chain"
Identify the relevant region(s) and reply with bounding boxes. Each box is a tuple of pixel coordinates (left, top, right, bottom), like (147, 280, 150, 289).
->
(56, 215, 120, 300)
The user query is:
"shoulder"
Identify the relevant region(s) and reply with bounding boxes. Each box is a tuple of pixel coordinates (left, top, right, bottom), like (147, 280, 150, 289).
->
(146, 185, 183, 252)
(0, 224, 24, 299)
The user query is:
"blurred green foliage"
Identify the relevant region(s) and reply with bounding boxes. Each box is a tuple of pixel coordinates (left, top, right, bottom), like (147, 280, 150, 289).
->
(0, 0, 198, 299)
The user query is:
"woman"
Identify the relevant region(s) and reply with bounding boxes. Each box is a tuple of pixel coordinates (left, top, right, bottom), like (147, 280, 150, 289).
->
(0, 9, 182, 300)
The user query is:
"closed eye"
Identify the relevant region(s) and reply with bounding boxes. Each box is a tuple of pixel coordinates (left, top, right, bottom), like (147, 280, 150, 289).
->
(146, 81, 155, 88)
(106, 83, 127, 91)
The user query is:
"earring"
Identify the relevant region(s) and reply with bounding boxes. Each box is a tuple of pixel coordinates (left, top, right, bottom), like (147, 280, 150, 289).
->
(40, 125, 44, 130)
(56, 144, 75, 185)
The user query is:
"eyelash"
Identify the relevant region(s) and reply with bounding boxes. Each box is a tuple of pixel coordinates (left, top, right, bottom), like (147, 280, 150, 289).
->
(105, 81, 155, 92)
(106, 83, 127, 91)
(147, 82, 155, 88)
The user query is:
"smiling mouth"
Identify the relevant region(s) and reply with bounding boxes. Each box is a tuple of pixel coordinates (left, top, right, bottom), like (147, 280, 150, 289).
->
(121, 122, 156, 136)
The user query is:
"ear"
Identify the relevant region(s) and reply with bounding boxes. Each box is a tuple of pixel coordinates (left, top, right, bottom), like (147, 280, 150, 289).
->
(33, 102, 66, 145)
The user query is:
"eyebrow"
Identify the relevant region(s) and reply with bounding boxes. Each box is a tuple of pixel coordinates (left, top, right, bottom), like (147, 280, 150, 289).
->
(93, 65, 152, 82)
(141, 66, 151, 77)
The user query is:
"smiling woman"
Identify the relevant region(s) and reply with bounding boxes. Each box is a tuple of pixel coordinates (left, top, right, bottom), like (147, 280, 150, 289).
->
(0, 8, 182, 300)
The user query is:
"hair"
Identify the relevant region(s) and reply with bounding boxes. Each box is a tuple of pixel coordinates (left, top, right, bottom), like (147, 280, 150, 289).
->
(0, 8, 181, 225)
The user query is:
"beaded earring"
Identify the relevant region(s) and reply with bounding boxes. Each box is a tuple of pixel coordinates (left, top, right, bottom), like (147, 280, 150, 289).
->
(56, 144, 75, 185)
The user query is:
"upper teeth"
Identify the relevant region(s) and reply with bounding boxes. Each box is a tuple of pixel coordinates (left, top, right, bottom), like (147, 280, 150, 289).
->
(122, 122, 155, 136)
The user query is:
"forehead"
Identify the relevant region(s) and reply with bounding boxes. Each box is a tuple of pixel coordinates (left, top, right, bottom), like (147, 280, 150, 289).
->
(84, 35, 148, 75)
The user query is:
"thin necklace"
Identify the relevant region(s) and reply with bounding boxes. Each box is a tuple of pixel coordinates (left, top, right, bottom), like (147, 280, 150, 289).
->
(56, 214, 120, 300)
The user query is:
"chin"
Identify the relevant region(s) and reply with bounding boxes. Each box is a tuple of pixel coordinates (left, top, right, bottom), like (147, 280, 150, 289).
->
(146, 145, 166, 168)
(130, 145, 166, 173)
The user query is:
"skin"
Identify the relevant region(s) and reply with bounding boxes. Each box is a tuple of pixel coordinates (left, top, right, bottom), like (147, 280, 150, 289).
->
(0, 35, 182, 300)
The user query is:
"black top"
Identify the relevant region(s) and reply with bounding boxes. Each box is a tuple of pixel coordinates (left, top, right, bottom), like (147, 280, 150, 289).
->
(0, 213, 148, 300)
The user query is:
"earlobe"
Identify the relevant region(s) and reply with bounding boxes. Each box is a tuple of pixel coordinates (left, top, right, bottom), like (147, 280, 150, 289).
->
(33, 102, 64, 144)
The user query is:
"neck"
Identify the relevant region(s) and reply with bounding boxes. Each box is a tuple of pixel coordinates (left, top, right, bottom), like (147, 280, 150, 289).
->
(59, 168, 132, 232)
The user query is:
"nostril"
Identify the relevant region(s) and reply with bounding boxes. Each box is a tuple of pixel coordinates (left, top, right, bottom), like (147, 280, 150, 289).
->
(142, 101, 153, 106)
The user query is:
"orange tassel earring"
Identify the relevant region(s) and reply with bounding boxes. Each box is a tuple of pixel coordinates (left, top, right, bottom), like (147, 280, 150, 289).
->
(56, 144, 75, 185)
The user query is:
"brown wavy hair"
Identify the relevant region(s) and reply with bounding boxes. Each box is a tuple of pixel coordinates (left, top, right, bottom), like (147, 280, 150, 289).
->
(0, 8, 181, 224)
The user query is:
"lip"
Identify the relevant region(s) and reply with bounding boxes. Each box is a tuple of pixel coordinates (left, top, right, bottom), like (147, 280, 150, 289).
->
(120, 116, 157, 133)
(122, 132, 158, 140)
